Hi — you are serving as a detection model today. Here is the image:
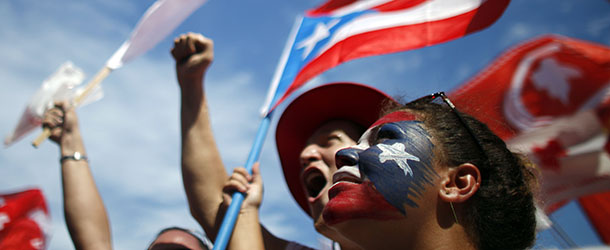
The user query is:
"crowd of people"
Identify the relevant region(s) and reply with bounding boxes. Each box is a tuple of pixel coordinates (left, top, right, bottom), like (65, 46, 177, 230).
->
(41, 32, 538, 250)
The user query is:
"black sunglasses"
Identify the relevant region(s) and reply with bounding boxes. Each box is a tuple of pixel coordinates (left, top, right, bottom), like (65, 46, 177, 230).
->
(408, 92, 488, 161)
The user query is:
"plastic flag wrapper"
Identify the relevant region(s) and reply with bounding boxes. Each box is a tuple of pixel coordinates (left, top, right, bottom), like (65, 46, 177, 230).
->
(4, 61, 103, 146)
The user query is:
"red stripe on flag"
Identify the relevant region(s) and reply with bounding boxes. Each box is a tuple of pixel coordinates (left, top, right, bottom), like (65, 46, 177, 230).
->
(307, 0, 359, 16)
(375, 0, 427, 12)
(578, 192, 610, 244)
(272, 2, 508, 110)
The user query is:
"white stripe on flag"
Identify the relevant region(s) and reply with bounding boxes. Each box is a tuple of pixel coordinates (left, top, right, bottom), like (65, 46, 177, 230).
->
(316, 0, 484, 58)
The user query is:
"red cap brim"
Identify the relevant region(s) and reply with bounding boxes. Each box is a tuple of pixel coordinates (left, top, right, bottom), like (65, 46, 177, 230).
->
(275, 82, 396, 216)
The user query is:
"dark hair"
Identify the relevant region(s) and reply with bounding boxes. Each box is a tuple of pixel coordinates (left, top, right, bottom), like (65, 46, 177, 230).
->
(395, 100, 538, 250)
(148, 226, 211, 250)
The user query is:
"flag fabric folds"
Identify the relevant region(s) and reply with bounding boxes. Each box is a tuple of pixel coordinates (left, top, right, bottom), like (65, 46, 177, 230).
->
(262, 0, 511, 113)
(106, 0, 207, 70)
(449, 34, 610, 227)
(0, 189, 50, 250)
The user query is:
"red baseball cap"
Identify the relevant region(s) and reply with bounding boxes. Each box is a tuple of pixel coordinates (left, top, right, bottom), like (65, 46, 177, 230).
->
(275, 82, 396, 215)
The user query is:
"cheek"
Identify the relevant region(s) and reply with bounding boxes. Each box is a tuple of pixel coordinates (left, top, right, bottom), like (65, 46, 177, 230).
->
(358, 142, 438, 215)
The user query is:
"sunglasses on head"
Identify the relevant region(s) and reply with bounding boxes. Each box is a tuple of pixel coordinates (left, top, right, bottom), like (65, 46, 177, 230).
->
(408, 92, 488, 161)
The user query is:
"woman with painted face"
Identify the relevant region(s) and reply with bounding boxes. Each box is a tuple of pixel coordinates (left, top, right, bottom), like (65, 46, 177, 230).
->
(326, 92, 538, 250)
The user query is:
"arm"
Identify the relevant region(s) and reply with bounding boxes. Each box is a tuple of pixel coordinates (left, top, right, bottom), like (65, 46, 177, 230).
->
(44, 103, 112, 250)
(171, 33, 228, 238)
(172, 33, 291, 250)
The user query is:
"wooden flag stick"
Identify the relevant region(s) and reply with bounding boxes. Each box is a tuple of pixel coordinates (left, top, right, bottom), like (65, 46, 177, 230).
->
(31, 66, 113, 148)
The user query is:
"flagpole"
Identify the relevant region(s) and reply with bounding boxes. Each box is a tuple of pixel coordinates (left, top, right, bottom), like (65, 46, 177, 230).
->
(212, 16, 303, 250)
(212, 112, 272, 250)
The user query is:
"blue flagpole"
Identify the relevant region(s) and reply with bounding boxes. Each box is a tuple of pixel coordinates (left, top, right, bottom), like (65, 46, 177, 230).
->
(211, 15, 302, 250)
(212, 111, 273, 250)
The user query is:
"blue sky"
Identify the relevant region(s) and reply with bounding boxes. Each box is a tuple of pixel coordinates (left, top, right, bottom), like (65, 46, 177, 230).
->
(0, 0, 609, 249)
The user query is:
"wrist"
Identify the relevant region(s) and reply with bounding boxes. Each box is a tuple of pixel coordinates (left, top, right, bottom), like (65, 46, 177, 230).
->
(60, 131, 85, 156)
(60, 151, 88, 164)
(239, 205, 260, 215)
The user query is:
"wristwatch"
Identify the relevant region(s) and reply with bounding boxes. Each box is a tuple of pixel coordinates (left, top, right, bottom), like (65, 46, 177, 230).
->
(60, 152, 88, 163)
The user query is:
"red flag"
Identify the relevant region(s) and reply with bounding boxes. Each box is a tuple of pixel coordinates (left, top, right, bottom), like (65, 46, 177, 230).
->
(0, 189, 50, 250)
(449, 34, 610, 216)
(579, 192, 610, 245)
(261, 0, 511, 114)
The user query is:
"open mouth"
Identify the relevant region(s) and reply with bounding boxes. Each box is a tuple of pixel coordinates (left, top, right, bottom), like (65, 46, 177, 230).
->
(303, 168, 327, 198)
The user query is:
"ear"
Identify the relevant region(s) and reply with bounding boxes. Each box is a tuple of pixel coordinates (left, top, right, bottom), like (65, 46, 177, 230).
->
(439, 163, 481, 203)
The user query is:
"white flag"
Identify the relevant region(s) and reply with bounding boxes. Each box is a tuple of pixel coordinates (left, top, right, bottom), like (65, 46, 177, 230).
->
(106, 0, 207, 70)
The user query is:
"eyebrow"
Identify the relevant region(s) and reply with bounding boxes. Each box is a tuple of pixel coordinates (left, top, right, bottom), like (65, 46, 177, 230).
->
(361, 126, 381, 145)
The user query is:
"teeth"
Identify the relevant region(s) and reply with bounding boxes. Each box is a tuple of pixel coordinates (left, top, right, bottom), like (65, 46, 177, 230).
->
(332, 166, 362, 184)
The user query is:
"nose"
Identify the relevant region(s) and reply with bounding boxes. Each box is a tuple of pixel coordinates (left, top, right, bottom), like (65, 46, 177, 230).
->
(335, 147, 361, 169)
(300, 144, 322, 167)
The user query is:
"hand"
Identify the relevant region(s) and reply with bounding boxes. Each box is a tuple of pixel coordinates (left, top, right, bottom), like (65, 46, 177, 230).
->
(42, 102, 79, 145)
(171, 32, 214, 88)
(222, 163, 263, 212)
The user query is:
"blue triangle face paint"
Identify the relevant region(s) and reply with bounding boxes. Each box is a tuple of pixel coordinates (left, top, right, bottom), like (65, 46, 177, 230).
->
(358, 120, 438, 215)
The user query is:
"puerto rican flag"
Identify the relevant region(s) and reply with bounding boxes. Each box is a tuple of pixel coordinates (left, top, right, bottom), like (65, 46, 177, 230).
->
(449, 35, 610, 242)
(261, 0, 511, 114)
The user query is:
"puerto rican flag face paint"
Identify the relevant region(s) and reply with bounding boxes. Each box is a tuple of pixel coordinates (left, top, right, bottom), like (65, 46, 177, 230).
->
(324, 111, 438, 224)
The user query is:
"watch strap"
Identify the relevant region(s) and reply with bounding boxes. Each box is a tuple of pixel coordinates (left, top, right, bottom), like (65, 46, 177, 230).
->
(60, 152, 88, 163)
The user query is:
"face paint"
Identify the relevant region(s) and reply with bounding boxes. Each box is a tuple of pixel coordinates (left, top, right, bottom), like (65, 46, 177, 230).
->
(327, 110, 439, 221)
(323, 180, 403, 225)
(370, 111, 417, 128)
(358, 120, 438, 214)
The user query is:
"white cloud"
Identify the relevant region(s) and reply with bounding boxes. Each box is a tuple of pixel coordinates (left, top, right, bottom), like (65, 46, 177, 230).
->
(588, 15, 610, 38)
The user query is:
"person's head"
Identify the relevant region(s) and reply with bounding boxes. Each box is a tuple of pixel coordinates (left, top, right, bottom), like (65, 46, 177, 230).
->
(276, 82, 395, 237)
(325, 93, 537, 250)
(148, 227, 211, 250)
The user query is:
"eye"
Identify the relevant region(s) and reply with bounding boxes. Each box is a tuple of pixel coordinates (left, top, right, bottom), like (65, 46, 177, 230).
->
(324, 134, 342, 147)
(375, 123, 404, 143)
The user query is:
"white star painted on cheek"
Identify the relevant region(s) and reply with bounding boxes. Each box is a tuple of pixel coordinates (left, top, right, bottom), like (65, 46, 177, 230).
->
(296, 19, 340, 59)
(378, 142, 420, 177)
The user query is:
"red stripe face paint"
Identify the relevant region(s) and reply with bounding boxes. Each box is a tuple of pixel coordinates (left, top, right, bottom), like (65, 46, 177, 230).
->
(323, 181, 403, 225)
(325, 110, 439, 222)
(370, 111, 417, 128)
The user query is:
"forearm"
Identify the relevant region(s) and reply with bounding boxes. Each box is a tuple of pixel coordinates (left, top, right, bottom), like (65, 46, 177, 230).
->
(60, 129, 111, 250)
(227, 209, 264, 250)
(180, 77, 228, 237)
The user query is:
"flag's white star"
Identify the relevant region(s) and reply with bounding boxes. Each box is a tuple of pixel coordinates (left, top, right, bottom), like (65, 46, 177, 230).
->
(531, 57, 581, 105)
(0, 213, 9, 230)
(296, 19, 340, 59)
(378, 142, 420, 177)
